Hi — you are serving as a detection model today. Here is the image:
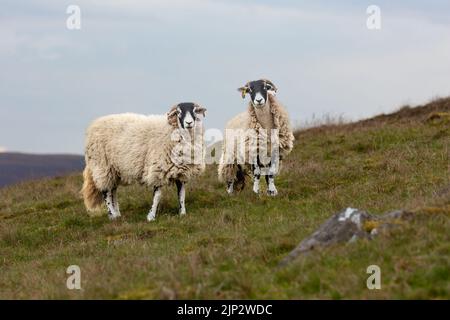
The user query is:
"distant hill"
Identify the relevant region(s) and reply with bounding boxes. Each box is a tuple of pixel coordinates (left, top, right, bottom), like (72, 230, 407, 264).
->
(0, 153, 84, 188)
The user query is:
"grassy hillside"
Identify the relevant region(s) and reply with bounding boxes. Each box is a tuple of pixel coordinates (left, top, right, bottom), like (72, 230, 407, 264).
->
(0, 98, 449, 299)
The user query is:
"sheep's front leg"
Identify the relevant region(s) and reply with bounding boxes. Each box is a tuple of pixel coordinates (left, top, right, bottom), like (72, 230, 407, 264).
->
(111, 187, 121, 217)
(265, 159, 279, 196)
(265, 174, 278, 196)
(147, 186, 161, 222)
(226, 181, 234, 194)
(252, 164, 261, 194)
(103, 188, 121, 220)
(176, 180, 186, 215)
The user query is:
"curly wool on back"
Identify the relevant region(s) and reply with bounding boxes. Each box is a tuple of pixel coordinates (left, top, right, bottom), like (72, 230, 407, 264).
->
(218, 93, 294, 192)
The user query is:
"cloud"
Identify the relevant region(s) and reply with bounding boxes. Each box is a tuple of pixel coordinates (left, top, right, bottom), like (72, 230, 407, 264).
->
(1, 0, 450, 153)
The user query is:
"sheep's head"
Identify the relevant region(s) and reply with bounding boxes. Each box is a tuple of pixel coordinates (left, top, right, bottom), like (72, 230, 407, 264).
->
(238, 79, 277, 108)
(167, 103, 207, 129)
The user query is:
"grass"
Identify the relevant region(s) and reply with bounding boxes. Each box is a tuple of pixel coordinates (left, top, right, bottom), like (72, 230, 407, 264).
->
(0, 98, 449, 299)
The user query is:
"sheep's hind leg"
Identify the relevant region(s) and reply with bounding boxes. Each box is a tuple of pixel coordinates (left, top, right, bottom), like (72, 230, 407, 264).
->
(176, 180, 186, 216)
(147, 186, 161, 222)
(103, 188, 121, 220)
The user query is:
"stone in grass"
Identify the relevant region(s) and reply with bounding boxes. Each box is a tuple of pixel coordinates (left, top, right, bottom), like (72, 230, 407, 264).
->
(278, 208, 410, 267)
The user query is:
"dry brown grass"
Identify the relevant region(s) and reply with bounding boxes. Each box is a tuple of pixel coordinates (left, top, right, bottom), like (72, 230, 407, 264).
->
(0, 97, 449, 299)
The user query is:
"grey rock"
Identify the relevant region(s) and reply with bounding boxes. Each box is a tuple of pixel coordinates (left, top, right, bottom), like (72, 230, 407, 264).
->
(278, 208, 409, 267)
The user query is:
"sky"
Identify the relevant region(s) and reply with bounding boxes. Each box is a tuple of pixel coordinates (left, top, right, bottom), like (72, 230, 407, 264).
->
(1, 0, 450, 154)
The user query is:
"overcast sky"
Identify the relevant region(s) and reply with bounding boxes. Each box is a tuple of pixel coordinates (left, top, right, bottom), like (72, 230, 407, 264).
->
(1, 0, 450, 154)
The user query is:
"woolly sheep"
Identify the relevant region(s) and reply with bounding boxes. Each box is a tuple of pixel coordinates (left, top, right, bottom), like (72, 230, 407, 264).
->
(218, 79, 294, 196)
(81, 103, 207, 221)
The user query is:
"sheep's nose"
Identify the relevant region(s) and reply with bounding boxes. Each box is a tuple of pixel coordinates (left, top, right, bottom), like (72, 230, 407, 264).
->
(186, 121, 193, 125)
(256, 98, 263, 103)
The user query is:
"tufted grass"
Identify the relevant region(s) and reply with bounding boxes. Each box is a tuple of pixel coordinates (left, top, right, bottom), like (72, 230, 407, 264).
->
(0, 98, 449, 299)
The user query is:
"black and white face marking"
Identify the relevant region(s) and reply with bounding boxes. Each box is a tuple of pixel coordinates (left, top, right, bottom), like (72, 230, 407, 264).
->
(176, 103, 196, 129)
(238, 79, 277, 108)
(176, 103, 206, 129)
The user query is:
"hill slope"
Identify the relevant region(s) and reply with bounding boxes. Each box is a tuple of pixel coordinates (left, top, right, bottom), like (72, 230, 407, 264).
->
(0, 98, 448, 299)
(0, 153, 84, 188)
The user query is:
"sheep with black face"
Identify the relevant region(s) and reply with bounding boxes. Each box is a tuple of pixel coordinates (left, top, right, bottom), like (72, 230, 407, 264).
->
(81, 103, 207, 221)
(218, 79, 294, 196)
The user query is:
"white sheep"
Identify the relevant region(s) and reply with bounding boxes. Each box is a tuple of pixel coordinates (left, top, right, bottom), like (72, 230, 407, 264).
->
(218, 79, 294, 196)
(81, 103, 207, 221)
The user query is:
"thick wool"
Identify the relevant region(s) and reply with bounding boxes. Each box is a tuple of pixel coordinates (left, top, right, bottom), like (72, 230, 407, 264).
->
(82, 112, 205, 211)
(218, 95, 294, 185)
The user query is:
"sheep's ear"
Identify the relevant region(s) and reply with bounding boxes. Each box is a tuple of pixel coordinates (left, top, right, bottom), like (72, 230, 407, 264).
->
(264, 80, 278, 96)
(194, 106, 207, 117)
(238, 86, 249, 99)
(167, 106, 180, 128)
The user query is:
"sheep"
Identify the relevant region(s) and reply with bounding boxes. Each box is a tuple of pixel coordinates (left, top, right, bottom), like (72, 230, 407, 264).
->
(218, 79, 294, 196)
(81, 102, 207, 221)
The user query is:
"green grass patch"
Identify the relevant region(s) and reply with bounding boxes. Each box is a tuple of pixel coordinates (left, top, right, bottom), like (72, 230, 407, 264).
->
(0, 101, 449, 299)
